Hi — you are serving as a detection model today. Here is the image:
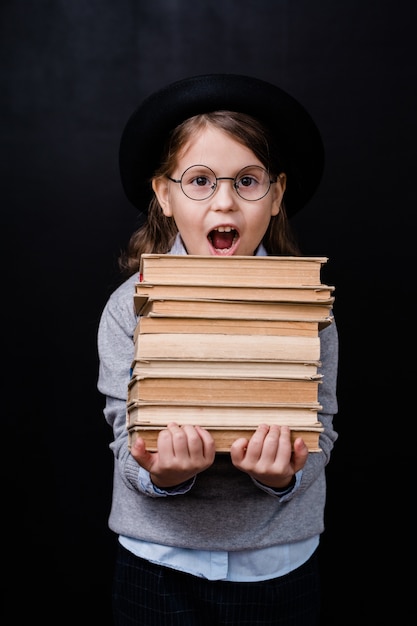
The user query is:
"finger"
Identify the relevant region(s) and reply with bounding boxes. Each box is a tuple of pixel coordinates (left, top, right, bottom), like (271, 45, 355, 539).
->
(131, 435, 155, 471)
(273, 425, 292, 460)
(229, 436, 250, 462)
(194, 426, 216, 459)
(292, 436, 309, 471)
(244, 424, 270, 459)
(157, 426, 176, 455)
(157, 422, 181, 456)
(164, 423, 190, 456)
(177, 425, 216, 463)
(258, 424, 283, 461)
(179, 424, 204, 456)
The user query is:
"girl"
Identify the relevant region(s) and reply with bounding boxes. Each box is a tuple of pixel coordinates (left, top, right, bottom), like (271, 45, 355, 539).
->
(98, 73, 338, 626)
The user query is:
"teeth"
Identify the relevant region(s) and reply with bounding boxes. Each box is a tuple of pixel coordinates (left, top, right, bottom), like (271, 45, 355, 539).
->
(215, 248, 233, 255)
(215, 226, 233, 232)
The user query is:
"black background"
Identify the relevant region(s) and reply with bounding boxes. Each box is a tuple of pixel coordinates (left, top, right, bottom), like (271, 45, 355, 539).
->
(2, 1, 415, 623)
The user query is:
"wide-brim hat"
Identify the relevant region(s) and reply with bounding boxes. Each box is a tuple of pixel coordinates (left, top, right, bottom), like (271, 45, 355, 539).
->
(119, 73, 324, 217)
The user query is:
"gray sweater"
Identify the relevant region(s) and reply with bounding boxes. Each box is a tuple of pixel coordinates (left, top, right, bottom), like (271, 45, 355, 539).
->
(97, 269, 338, 552)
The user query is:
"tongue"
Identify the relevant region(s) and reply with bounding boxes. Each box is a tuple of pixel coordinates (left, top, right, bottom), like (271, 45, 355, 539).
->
(211, 230, 235, 250)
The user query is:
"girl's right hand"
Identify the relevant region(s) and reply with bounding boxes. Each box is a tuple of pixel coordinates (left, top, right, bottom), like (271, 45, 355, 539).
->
(131, 422, 215, 489)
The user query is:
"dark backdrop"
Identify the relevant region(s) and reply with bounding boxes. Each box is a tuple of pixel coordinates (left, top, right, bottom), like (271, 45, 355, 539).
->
(2, 1, 414, 623)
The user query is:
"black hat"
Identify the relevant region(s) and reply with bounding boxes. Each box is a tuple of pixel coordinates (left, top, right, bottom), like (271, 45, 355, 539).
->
(119, 73, 324, 216)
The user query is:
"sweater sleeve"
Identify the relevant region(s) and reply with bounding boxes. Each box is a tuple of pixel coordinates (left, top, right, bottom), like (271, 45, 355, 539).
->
(290, 315, 339, 496)
(97, 275, 146, 491)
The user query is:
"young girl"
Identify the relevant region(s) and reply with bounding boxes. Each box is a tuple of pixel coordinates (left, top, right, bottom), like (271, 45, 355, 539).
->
(98, 74, 338, 626)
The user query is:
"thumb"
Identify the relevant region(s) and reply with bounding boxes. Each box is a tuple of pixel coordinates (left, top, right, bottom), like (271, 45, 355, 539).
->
(292, 437, 309, 472)
(131, 435, 155, 472)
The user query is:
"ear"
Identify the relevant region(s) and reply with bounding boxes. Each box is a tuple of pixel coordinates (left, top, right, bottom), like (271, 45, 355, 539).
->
(271, 173, 286, 216)
(152, 177, 173, 217)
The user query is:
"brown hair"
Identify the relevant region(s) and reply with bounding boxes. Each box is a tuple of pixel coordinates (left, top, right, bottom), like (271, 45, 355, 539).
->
(118, 111, 302, 277)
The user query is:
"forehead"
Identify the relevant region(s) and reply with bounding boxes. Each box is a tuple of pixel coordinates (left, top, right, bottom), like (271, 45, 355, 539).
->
(177, 125, 260, 170)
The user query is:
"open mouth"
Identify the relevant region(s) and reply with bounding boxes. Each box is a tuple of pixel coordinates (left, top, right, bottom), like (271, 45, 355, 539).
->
(208, 227, 239, 253)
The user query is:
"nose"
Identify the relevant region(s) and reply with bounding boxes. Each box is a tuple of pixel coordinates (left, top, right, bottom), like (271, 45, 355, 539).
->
(211, 177, 237, 209)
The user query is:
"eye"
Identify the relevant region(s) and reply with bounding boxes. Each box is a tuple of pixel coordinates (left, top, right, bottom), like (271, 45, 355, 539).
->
(182, 166, 216, 190)
(237, 174, 258, 188)
(192, 175, 212, 188)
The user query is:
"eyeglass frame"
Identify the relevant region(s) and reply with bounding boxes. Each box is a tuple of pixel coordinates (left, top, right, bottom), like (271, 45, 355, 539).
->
(166, 164, 276, 202)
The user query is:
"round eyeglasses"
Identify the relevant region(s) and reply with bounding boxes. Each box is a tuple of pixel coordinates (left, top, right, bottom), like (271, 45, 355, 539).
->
(167, 165, 275, 201)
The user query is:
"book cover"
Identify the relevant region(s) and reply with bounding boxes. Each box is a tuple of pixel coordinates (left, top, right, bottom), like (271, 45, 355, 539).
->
(128, 425, 323, 453)
(130, 358, 321, 379)
(135, 316, 332, 338)
(137, 297, 334, 320)
(134, 332, 321, 361)
(127, 400, 322, 426)
(134, 283, 335, 313)
(139, 254, 328, 286)
(127, 374, 322, 404)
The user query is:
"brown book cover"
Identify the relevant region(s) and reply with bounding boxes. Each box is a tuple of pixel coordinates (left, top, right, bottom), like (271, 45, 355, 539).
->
(137, 297, 334, 321)
(134, 332, 321, 361)
(135, 316, 333, 339)
(139, 254, 328, 286)
(127, 400, 322, 427)
(134, 283, 335, 313)
(128, 424, 323, 453)
(130, 358, 321, 379)
(127, 374, 322, 405)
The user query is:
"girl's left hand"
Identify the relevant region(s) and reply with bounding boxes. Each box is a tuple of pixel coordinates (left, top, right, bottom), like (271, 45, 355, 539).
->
(230, 424, 309, 489)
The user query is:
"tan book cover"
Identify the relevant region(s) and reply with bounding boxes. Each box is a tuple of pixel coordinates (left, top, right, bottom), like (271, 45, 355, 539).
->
(135, 316, 332, 339)
(128, 425, 323, 453)
(137, 297, 334, 320)
(134, 332, 321, 362)
(127, 400, 322, 427)
(135, 282, 334, 309)
(139, 254, 328, 286)
(130, 358, 321, 379)
(127, 374, 322, 405)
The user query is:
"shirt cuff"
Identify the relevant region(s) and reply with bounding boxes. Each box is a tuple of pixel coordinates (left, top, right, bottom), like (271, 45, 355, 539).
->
(252, 471, 302, 499)
(138, 466, 196, 497)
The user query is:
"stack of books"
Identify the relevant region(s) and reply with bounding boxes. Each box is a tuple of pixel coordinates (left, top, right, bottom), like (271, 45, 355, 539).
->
(127, 254, 335, 452)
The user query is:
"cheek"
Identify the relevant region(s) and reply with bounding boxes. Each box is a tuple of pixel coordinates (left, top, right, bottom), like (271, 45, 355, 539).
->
(244, 208, 274, 239)
(257, 199, 279, 221)
(162, 190, 186, 218)
(168, 202, 203, 230)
